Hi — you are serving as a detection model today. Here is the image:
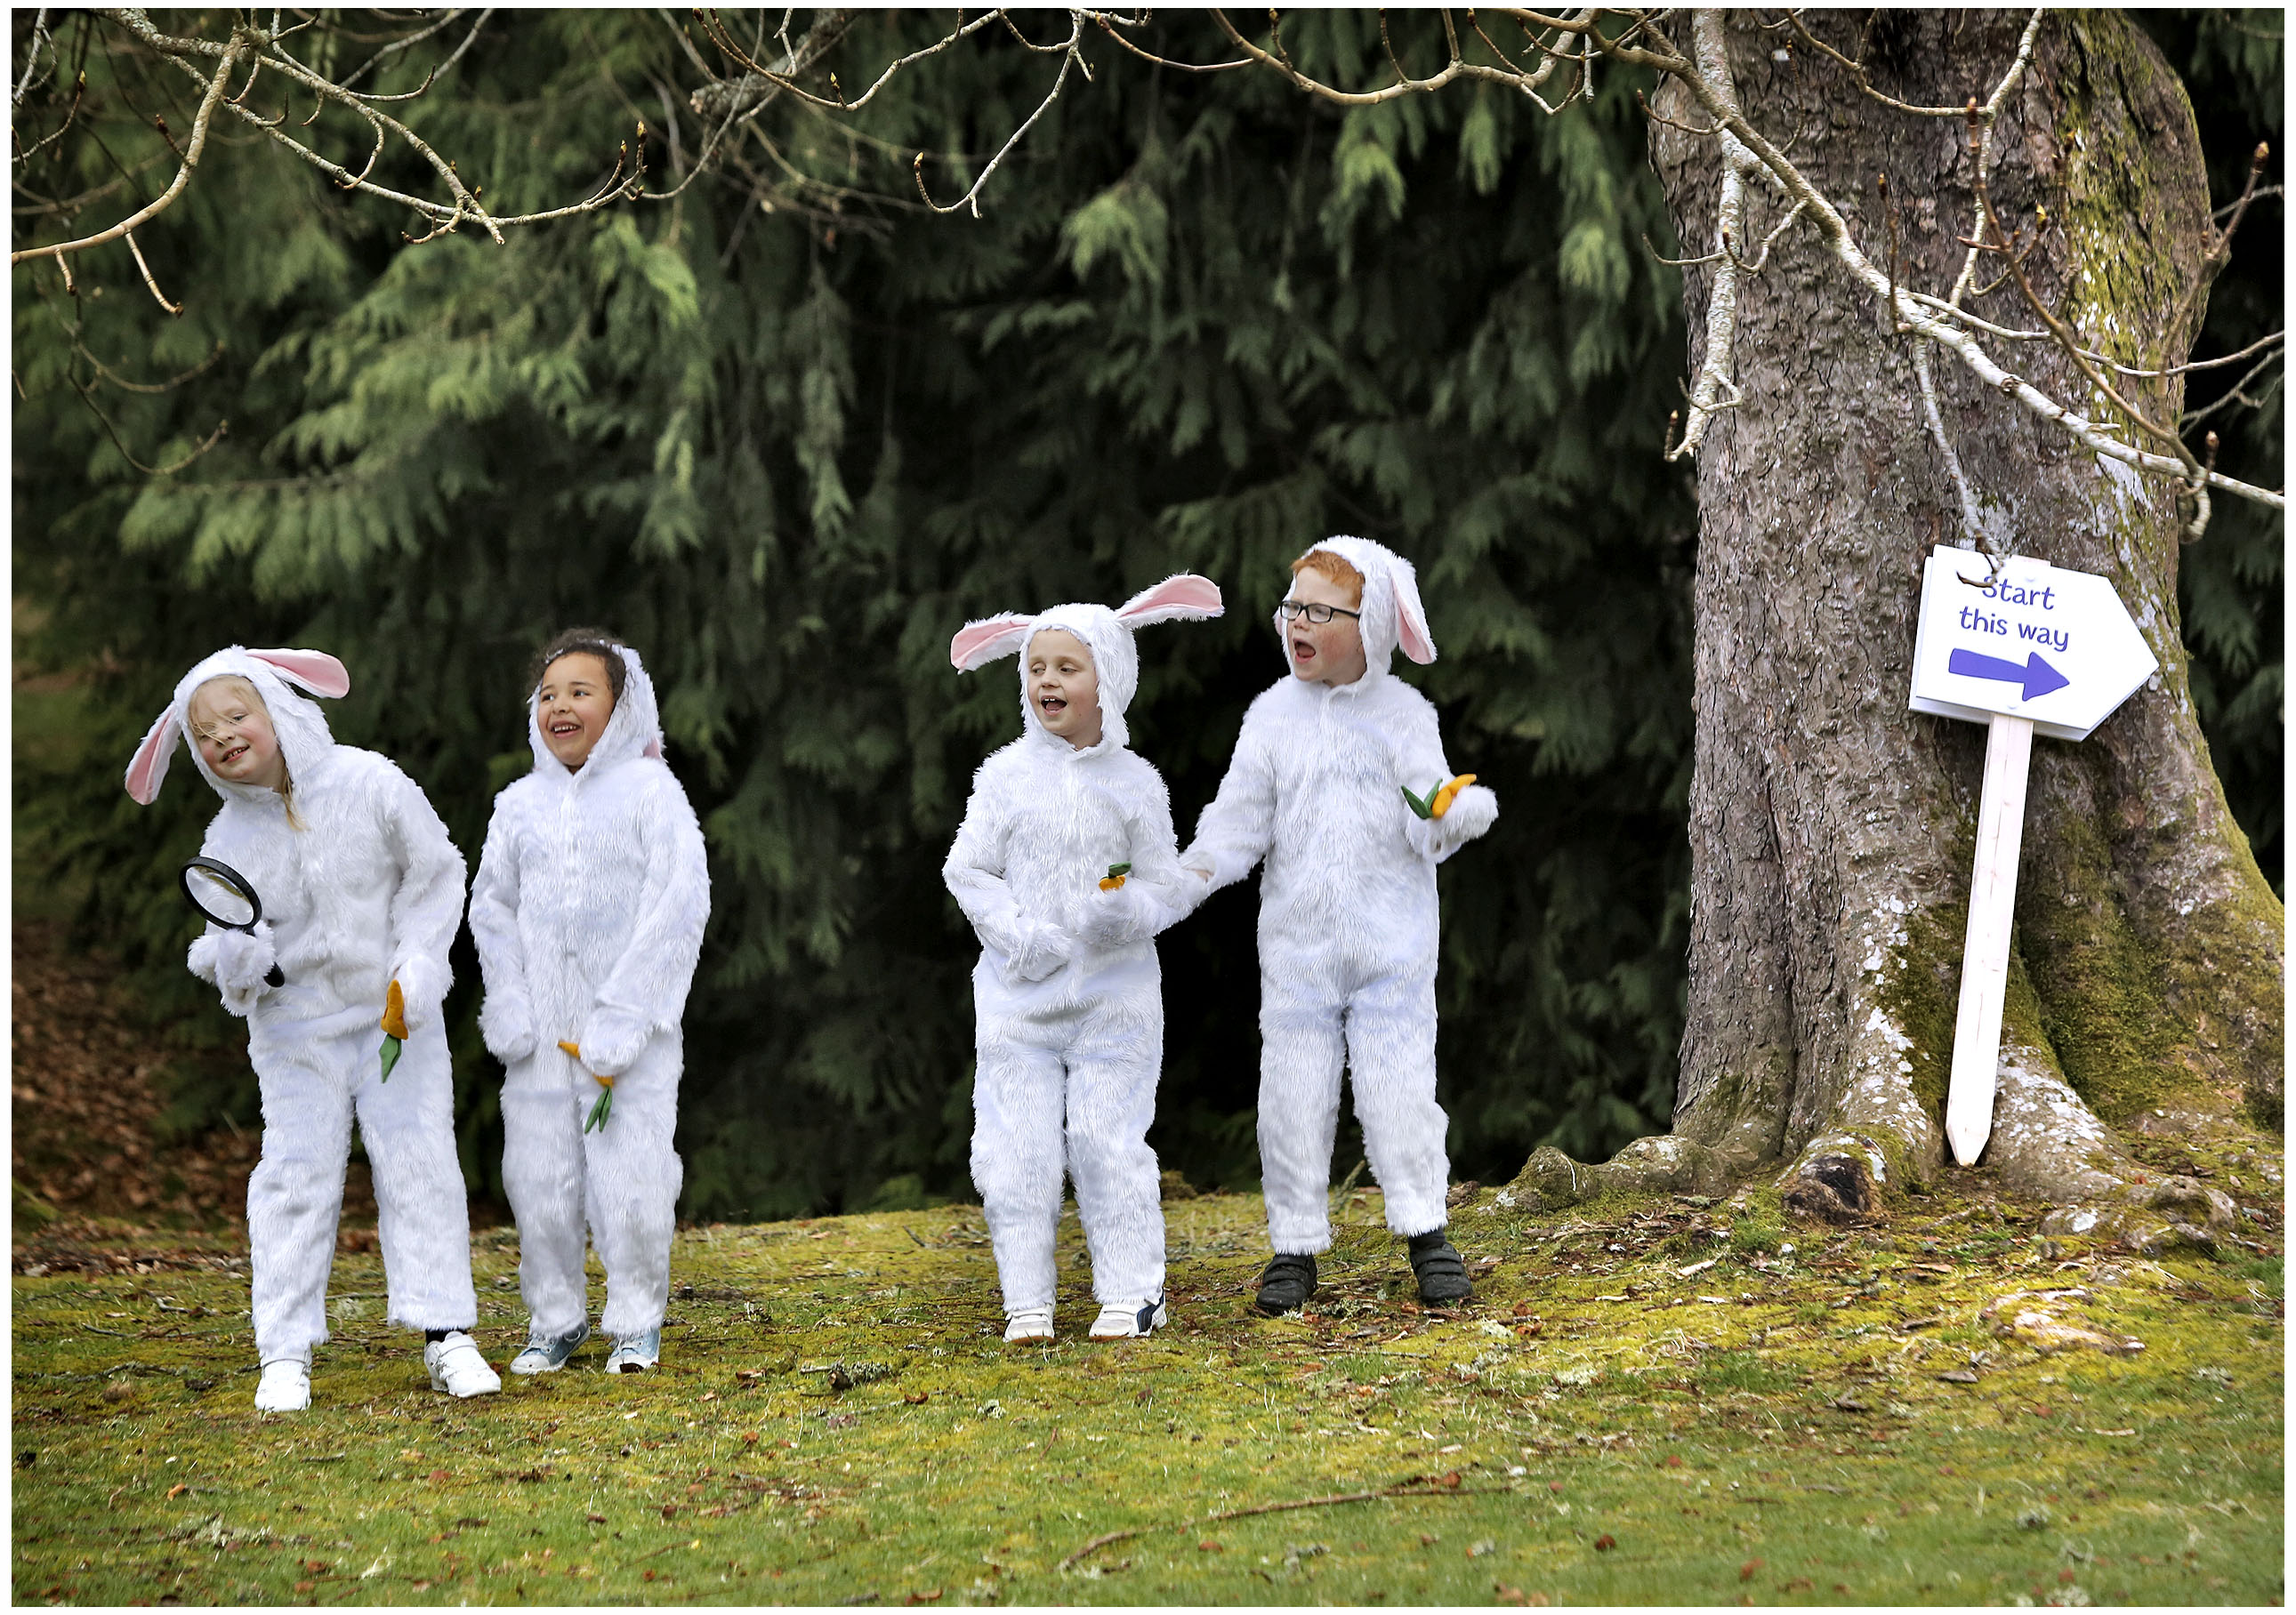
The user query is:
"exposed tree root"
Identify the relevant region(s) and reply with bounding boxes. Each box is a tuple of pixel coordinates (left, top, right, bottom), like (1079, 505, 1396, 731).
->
(1511, 1038, 2238, 1257)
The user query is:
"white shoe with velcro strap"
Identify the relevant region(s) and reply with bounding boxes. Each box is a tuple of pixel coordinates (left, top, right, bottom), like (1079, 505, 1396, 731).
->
(1088, 1297, 1167, 1340)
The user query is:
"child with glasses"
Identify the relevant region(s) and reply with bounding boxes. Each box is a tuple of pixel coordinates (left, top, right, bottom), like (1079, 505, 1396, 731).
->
(1178, 538, 1498, 1314)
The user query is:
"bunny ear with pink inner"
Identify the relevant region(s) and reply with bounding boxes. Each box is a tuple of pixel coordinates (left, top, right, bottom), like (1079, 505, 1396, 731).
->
(949, 614, 1038, 672)
(123, 711, 182, 804)
(246, 647, 350, 698)
(1389, 564, 1438, 664)
(1115, 574, 1224, 627)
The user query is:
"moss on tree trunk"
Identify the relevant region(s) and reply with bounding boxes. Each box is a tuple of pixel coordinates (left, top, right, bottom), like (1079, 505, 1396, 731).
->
(1514, 11, 2280, 1247)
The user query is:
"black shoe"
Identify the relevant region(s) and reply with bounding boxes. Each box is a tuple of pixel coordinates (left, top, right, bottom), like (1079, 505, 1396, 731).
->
(1407, 1231, 1473, 1305)
(1254, 1253, 1317, 1314)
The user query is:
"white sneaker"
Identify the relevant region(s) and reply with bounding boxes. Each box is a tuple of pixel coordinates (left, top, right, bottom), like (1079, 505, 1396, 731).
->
(424, 1331, 503, 1398)
(1089, 1298, 1167, 1340)
(254, 1356, 310, 1412)
(1003, 1306, 1055, 1343)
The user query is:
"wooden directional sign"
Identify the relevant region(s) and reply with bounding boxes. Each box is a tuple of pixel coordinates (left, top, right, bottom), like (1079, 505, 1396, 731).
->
(1910, 548, 2159, 742)
(1906, 546, 2159, 1166)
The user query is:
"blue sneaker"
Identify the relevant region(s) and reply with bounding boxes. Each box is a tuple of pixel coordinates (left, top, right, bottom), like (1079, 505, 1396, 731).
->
(606, 1327, 661, 1373)
(508, 1323, 589, 1376)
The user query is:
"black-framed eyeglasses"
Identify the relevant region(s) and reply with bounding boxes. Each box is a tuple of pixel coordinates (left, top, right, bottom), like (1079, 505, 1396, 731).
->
(1277, 600, 1362, 625)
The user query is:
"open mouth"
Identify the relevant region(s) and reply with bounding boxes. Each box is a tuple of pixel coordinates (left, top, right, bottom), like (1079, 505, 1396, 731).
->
(1038, 695, 1067, 717)
(1290, 637, 1317, 662)
(549, 720, 582, 737)
(219, 743, 248, 766)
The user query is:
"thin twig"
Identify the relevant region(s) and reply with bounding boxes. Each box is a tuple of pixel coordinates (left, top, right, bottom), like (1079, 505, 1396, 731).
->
(914, 12, 1089, 218)
(121, 229, 180, 314)
(12, 33, 244, 264)
(1057, 1479, 1503, 1571)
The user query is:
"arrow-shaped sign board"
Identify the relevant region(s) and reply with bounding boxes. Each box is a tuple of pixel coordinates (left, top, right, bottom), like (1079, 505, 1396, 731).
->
(1909, 548, 2158, 741)
(1907, 546, 2159, 1168)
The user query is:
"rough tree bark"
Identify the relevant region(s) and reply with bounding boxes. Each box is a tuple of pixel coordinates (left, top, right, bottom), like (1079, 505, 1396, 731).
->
(1511, 11, 2282, 1249)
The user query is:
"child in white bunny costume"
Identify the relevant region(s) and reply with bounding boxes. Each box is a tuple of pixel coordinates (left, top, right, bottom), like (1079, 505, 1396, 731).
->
(943, 574, 1223, 1342)
(1178, 537, 1498, 1312)
(125, 647, 495, 1411)
(467, 631, 710, 1376)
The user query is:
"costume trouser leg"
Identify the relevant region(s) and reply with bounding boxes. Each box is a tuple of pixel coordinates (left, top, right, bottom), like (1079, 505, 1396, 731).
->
(586, 1039, 683, 1341)
(971, 1035, 1066, 1314)
(1342, 968, 1451, 1238)
(501, 1077, 592, 1341)
(1061, 1010, 1166, 1306)
(246, 1019, 476, 1362)
(502, 1038, 684, 1342)
(1256, 987, 1348, 1256)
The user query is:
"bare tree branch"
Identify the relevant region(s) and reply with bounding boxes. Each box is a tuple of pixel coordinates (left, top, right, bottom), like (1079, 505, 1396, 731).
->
(11, 31, 243, 265)
(914, 11, 1090, 218)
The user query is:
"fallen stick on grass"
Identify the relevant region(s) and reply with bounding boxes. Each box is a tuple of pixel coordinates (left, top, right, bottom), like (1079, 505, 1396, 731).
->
(1058, 1478, 1511, 1569)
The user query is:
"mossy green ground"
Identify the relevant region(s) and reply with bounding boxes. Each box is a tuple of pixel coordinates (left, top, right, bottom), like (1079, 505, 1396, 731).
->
(12, 1172, 2282, 1607)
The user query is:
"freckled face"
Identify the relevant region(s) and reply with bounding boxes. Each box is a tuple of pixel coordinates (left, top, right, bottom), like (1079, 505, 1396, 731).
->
(187, 679, 287, 792)
(536, 653, 617, 770)
(1027, 628, 1102, 750)
(1285, 569, 1368, 686)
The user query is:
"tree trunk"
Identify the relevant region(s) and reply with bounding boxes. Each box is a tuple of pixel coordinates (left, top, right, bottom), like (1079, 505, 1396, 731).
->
(1511, 11, 2281, 1249)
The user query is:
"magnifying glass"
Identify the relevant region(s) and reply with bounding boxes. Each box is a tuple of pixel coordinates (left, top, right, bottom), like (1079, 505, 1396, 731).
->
(179, 857, 286, 987)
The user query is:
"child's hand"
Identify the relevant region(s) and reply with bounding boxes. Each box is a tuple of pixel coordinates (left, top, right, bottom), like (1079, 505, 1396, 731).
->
(1080, 880, 1156, 949)
(576, 1008, 649, 1078)
(1003, 917, 1073, 984)
(479, 999, 538, 1064)
(211, 922, 277, 1016)
(389, 955, 451, 1035)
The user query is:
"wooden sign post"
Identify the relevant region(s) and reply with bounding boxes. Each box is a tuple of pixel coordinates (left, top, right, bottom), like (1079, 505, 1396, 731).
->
(1907, 546, 2158, 1165)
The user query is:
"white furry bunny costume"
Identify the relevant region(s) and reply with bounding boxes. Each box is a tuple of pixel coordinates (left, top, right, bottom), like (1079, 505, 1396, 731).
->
(125, 647, 479, 1364)
(943, 575, 1223, 1317)
(1180, 538, 1498, 1254)
(466, 642, 709, 1346)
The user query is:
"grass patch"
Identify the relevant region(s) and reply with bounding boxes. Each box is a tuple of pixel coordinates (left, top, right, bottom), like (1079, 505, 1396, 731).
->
(11, 1179, 2284, 1605)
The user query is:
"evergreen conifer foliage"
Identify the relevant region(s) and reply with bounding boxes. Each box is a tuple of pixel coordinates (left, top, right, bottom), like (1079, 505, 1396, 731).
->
(12, 12, 2277, 1218)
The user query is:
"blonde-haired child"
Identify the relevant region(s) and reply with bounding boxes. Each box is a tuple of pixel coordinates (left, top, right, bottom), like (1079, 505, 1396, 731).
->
(125, 647, 495, 1411)
(468, 629, 709, 1375)
(944, 575, 1223, 1341)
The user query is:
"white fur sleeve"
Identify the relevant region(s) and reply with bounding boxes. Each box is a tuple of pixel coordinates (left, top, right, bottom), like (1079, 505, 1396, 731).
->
(379, 766, 468, 1022)
(1180, 704, 1278, 894)
(1080, 764, 1192, 946)
(942, 771, 1029, 957)
(1122, 766, 1193, 936)
(580, 774, 711, 1076)
(1396, 694, 1497, 864)
(468, 794, 538, 1063)
(187, 927, 222, 984)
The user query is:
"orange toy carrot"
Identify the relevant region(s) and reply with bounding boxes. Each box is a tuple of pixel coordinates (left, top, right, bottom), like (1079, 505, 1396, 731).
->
(377, 980, 407, 1081)
(560, 1041, 616, 1131)
(1430, 774, 1478, 818)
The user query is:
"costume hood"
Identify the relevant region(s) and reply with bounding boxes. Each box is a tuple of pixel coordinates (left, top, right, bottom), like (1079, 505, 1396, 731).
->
(949, 574, 1224, 751)
(528, 642, 665, 778)
(1277, 535, 1438, 679)
(123, 646, 350, 805)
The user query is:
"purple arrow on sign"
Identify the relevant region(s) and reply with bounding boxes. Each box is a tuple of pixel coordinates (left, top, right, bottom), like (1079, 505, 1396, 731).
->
(1948, 647, 2069, 701)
